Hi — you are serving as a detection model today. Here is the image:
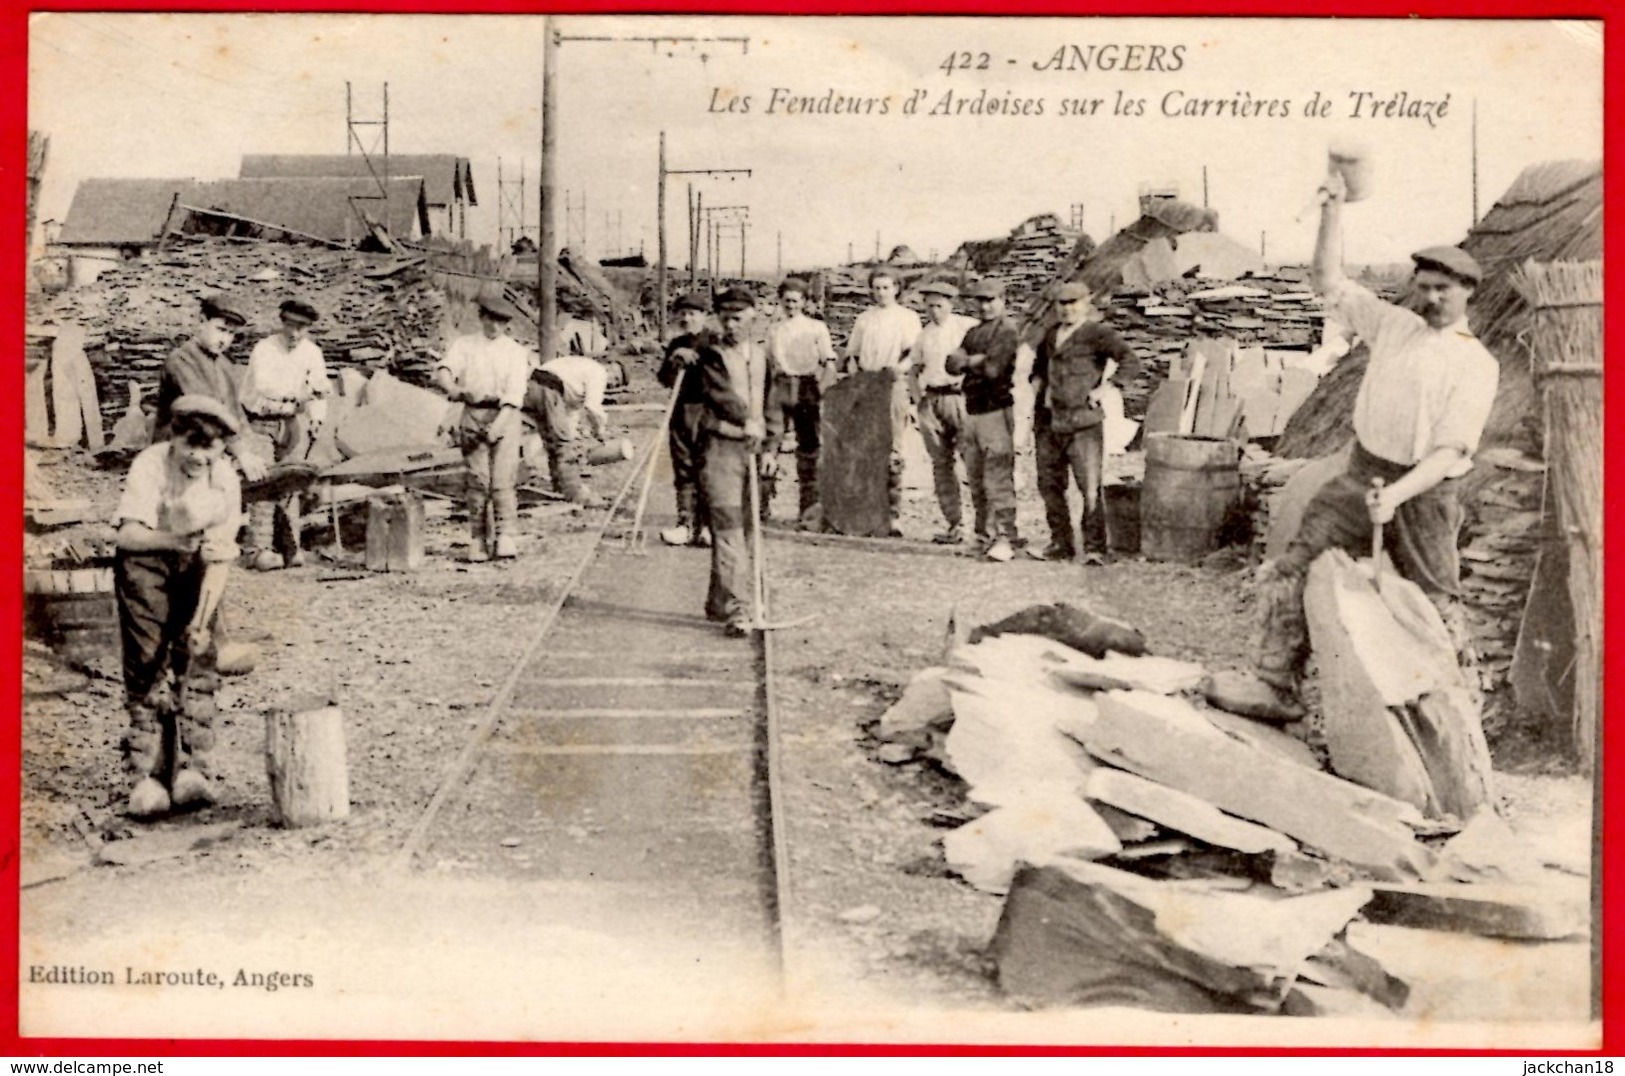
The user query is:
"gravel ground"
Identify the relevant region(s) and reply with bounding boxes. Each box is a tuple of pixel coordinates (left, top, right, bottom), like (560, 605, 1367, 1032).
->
(19, 394, 1596, 1042)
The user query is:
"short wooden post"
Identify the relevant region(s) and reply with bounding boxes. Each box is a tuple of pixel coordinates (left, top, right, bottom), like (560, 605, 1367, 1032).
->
(365, 490, 426, 572)
(265, 703, 350, 827)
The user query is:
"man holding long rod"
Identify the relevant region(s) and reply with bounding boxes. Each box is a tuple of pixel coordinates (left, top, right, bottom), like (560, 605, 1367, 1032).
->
(690, 288, 779, 638)
(1237, 164, 1499, 720)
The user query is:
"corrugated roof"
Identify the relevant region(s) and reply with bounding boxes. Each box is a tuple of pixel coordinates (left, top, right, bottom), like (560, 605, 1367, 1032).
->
(58, 177, 192, 245)
(183, 176, 430, 242)
(240, 154, 476, 207)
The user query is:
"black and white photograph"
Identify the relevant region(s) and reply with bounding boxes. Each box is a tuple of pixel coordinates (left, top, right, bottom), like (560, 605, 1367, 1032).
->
(19, 12, 1604, 1047)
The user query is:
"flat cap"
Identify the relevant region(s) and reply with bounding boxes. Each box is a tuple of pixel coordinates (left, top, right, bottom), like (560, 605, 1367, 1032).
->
(968, 279, 1006, 300)
(1411, 245, 1482, 285)
(476, 293, 523, 322)
(714, 287, 757, 313)
(672, 291, 710, 314)
(199, 293, 248, 327)
(278, 298, 320, 324)
(1054, 281, 1094, 303)
(917, 280, 959, 299)
(170, 394, 241, 438)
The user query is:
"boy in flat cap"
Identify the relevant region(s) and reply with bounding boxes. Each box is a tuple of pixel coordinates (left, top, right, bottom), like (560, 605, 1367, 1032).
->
(155, 294, 268, 484)
(436, 293, 532, 561)
(113, 395, 244, 817)
(842, 268, 921, 536)
(657, 292, 716, 546)
(1029, 281, 1139, 565)
(694, 288, 779, 636)
(909, 280, 977, 544)
(1242, 170, 1498, 720)
(763, 277, 837, 521)
(945, 280, 1023, 562)
(240, 297, 330, 570)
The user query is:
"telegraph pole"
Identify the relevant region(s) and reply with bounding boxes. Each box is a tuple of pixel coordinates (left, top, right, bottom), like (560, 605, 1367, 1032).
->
(539, 18, 559, 360)
(540, 22, 749, 345)
(658, 141, 751, 335)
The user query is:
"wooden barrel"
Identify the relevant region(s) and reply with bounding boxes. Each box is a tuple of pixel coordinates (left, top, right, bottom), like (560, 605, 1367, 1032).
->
(1140, 434, 1242, 563)
(24, 564, 118, 662)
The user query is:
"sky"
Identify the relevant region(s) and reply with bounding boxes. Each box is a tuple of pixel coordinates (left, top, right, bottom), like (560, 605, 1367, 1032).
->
(28, 13, 1603, 275)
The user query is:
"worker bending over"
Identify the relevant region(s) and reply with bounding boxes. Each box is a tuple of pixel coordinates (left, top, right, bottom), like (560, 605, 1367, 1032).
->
(113, 396, 244, 818)
(527, 352, 611, 508)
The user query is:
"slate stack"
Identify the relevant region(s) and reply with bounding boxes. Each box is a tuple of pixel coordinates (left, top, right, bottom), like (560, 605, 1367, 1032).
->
(36, 236, 499, 432)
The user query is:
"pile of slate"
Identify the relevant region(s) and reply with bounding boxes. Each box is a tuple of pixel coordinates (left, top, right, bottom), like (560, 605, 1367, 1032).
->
(975, 214, 1091, 322)
(34, 236, 551, 434)
(875, 598, 1587, 1017)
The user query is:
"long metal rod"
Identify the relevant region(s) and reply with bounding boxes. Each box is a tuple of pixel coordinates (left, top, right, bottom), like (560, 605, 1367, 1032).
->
(747, 454, 791, 989)
(624, 375, 686, 551)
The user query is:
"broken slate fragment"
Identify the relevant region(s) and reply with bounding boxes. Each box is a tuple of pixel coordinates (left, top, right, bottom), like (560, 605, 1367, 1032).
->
(970, 602, 1147, 659)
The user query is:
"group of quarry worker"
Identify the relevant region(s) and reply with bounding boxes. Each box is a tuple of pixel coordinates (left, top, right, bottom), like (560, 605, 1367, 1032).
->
(106, 162, 1496, 817)
(107, 290, 610, 818)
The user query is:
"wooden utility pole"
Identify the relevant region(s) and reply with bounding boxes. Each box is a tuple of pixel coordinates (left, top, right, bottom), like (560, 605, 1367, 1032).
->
(740, 221, 748, 279)
(1202, 165, 1209, 209)
(688, 184, 697, 286)
(539, 17, 559, 361)
(657, 132, 668, 334)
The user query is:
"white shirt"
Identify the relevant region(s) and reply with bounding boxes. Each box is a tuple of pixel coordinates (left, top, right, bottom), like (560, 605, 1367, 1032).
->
(117, 442, 243, 563)
(438, 332, 531, 408)
(1329, 279, 1500, 476)
(913, 314, 977, 389)
(541, 355, 610, 434)
(846, 303, 922, 373)
(766, 314, 836, 378)
(240, 335, 330, 423)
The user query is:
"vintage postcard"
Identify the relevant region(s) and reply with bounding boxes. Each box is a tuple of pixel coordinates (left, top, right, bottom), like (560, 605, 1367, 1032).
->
(18, 11, 1605, 1049)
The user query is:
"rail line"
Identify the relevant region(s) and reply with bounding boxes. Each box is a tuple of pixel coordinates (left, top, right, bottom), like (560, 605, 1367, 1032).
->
(394, 408, 791, 979)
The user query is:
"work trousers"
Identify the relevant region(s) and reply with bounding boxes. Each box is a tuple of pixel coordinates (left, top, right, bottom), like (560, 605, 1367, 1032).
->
(456, 407, 520, 549)
(963, 407, 1018, 543)
(700, 436, 758, 626)
(1254, 442, 1477, 693)
(917, 391, 967, 529)
(769, 374, 822, 514)
(668, 400, 710, 530)
(887, 380, 909, 519)
(1035, 419, 1107, 556)
(115, 550, 222, 782)
(524, 378, 588, 503)
(245, 412, 309, 558)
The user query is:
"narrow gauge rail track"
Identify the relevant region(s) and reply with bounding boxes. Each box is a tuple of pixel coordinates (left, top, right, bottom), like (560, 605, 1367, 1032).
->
(395, 407, 791, 981)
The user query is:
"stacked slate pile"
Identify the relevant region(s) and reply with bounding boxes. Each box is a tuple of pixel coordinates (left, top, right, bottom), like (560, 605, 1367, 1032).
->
(35, 236, 521, 432)
(1456, 454, 1546, 714)
(875, 601, 1586, 1016)
(978, 214, 1092, 321)
(1095, 276, 1343, 421)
